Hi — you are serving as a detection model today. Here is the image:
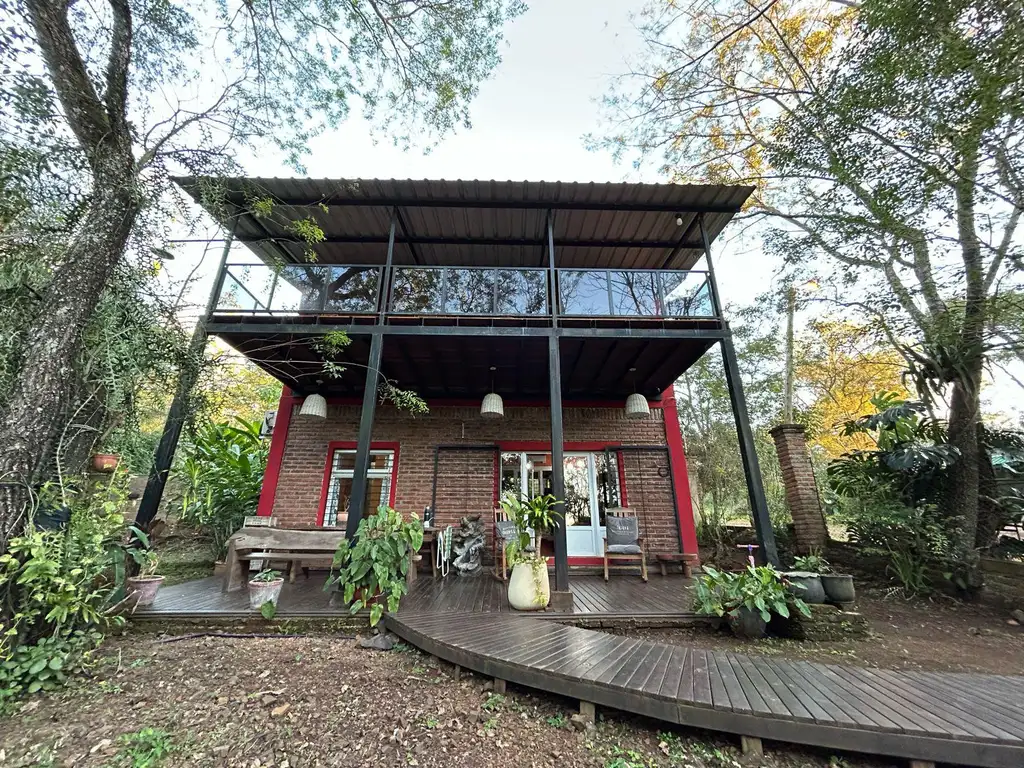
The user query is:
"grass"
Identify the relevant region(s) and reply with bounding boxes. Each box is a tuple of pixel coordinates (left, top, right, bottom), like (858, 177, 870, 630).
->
(117, 727, 176, 767)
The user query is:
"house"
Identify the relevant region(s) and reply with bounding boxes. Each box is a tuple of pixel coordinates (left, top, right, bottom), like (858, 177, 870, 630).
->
(169, 177, 777, 607)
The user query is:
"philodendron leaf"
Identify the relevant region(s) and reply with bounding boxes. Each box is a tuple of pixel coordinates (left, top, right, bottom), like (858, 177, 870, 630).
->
(260, 600, 277, 620)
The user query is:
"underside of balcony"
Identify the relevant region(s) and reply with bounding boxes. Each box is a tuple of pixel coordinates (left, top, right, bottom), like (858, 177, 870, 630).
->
(209, 327, 720, 400)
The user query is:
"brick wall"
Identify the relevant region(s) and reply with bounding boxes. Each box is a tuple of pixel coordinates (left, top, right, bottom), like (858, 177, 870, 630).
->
(269, 402, 685, 558)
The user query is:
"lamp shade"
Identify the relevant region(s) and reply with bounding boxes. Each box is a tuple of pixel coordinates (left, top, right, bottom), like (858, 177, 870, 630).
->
(298, 393, 327, 419)
(624, 392, 651, 419)
(480, 392, 505, 419)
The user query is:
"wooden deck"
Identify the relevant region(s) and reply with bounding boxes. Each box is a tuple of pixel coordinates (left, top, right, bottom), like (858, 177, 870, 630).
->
(134, 572, 693, 619)
(387, 608, 1024, 768)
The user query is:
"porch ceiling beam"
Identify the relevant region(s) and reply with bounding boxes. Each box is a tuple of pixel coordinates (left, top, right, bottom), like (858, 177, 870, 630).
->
(207, 322, 730, 340)
(237, 197, 743, 214)
(235, 234, 703, 250)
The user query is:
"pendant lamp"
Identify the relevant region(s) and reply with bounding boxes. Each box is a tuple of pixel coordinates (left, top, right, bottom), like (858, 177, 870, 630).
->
(625, 367, 651, 419)
(481, 366, 504, 419)
(299, 382, 328, 419)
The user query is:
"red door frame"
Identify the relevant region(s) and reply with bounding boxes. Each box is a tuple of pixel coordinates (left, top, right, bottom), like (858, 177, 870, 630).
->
(662, 385, 699, 557)
(316, 441, 401, 526)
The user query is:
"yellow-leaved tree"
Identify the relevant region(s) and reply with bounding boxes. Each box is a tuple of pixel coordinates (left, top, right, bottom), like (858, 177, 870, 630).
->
(797, 321, 910, 457)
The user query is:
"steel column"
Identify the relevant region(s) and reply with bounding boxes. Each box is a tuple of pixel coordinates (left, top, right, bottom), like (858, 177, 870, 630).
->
(721, 333, 779, 566)
(135, 233, 234, 529)
(346, 331, 384, 539)
(378, 211, 397, 322)
(548, 333, 569, 591)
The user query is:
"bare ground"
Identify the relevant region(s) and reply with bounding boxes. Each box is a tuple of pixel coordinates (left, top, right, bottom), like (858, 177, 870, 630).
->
(0, 628, 897, 768)
(607, 586, 1024, 674)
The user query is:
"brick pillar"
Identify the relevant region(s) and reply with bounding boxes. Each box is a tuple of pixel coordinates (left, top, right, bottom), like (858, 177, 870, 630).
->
(769, 424, 827, 553)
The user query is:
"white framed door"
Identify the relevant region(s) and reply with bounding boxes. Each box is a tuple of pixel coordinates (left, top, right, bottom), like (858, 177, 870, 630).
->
(498, 450, 612, 557)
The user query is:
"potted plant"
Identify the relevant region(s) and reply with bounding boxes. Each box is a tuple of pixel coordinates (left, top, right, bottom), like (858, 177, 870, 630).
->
(793, 552, 856, 603)
(693, 565, 811, 639)
(248, 568, 285, 612)
(91, 453, 120, 473)
(327, 506, 424, 626)
(500, 492, 562, 611)
(125, 529, 164, 607)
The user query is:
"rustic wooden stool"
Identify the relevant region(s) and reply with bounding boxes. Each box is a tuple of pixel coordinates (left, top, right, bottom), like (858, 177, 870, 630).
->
(656, 553, 699, 578)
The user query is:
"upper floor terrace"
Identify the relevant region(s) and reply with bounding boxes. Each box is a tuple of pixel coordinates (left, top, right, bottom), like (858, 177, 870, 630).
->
(178, 177, 749, 332)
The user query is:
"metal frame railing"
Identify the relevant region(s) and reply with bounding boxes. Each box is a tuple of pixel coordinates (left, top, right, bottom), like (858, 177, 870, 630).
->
(212, 262, 717, 320)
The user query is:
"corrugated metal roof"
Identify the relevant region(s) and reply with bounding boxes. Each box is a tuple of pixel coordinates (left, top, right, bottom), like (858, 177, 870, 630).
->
(174, 176, 753, 270)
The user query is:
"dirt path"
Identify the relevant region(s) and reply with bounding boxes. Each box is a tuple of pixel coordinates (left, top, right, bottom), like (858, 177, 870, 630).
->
(0, 630, 896, 768)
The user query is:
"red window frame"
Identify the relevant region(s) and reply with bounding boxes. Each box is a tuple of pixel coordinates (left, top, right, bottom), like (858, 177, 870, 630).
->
(316, 441, 401, 526)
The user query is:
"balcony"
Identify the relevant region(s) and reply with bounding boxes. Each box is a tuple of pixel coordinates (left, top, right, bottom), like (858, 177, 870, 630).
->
(212, 263, 717, 322)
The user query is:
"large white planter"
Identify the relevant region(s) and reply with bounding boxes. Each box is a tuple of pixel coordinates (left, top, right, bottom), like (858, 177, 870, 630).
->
(507, 560, 550, 611)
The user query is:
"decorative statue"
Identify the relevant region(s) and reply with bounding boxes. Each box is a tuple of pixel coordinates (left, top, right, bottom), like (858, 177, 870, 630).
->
(451, 515, 485, 575)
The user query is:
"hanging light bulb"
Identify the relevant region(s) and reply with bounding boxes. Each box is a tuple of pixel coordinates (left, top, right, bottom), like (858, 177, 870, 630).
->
(624, 367, 651, 419)
(675, 214, 684, 227)
(298, 380, 327, 419)
(481, 366, 504, 419)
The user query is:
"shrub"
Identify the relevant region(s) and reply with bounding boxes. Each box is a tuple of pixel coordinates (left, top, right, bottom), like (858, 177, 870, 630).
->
(178, 417, 268, 560)
(693, 565, 811, 623)
(327, 506, 424, 626)
(0, 474, 137, 703)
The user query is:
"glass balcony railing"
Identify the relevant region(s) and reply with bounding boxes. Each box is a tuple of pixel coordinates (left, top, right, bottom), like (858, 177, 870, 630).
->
(557, 269, 714, 317)
(213, 264, 715, 319)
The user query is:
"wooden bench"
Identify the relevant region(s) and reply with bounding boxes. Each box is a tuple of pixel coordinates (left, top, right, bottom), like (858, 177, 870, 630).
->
(222, 527, 347, 592)
(655, 552, 700, 578)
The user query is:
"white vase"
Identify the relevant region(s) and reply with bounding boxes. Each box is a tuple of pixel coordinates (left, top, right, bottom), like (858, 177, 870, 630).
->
(507, 560, 550, 611)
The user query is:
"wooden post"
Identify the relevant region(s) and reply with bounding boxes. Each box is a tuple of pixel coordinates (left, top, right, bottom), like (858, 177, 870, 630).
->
(908, 762, 935, 768)
(740, 736, 763, 756)
(493, 678, 506, 694)
(578, 701, 595, 723)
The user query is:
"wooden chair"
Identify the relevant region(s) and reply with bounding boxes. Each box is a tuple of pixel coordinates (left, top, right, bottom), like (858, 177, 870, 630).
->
(603, 507, 648, 582)
(493, 506, 516, 581)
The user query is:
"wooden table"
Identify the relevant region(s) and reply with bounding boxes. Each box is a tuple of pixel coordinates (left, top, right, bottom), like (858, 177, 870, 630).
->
(222, 527, 347, 592)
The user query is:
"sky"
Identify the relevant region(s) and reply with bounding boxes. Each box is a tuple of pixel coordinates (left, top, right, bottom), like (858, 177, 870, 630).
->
(164, 0, 1021, 424)
(168, 0, 779, 314)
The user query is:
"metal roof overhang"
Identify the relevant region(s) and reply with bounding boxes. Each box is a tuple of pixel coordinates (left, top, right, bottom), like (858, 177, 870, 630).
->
(174, 176, 753, 270)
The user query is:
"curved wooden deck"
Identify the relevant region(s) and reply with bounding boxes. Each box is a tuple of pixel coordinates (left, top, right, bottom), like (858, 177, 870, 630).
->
(386, 609, 1024, 767)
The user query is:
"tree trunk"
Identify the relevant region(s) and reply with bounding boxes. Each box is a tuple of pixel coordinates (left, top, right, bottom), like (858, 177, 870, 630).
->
(946, 373, 982, 552)
(0, 155, 139, 549)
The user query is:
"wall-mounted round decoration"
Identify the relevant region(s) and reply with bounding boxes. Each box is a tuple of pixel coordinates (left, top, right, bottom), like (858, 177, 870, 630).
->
(657, 466, 670, 478)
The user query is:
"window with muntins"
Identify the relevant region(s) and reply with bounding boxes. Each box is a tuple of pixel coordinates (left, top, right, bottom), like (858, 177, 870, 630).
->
(322, 449, 395, 527)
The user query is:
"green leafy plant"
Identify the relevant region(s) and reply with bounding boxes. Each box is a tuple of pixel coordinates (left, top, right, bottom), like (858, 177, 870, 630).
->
(499, 492, 561, 567)
(792, 551, 830, 573)
(250, 568, 282, 583)
(545, 713, 567, 728)
(259, 601, 277, 620)
(482, 692, 505, 711)
(693, 565, 811, 623)
(178, 417, 269, 561)
(117, 727, 176, 767)
(327, 506, 424, 626)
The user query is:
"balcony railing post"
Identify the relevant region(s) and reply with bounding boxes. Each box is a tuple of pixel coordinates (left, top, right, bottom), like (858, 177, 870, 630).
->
(379, 210, 397, 323)
(492, 268, 499, 314)
(698, 215, 725, 317)
(656, 272, 668, 317)
(605, 270, 614, 315)
(547, 211, 558, 325)
(266, 269, 279, 314)
(440, 268, 449, 314)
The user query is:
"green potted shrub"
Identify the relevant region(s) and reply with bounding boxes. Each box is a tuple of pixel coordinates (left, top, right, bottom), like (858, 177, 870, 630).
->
(125, 527, 164, 607)
(793, 552, 856, 603)
(248, 568, 284, 612)
(693, 565, 811, 639)
(500, 492, 561, 611)
(327, 506, 424, 626)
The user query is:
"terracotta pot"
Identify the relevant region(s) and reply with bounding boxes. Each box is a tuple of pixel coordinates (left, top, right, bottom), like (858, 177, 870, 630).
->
(783, 571, 826, 604)
(128, 576, 164, 607)
(820, 573, 856, 603)
(507, 559, 550, 611)
(728, 606, 768, 639)
(248, 577, 285, 610)
(91, 453, 120, 473)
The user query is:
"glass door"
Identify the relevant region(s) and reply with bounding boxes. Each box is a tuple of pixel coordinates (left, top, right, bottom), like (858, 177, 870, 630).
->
(563, 454, 600, 556)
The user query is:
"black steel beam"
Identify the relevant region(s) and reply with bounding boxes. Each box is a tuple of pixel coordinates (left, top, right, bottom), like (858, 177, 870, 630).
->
(720, 333, 779, 567)
(229, 195, 743, 215)
(346, 332, 384, 539)
(207, 322, 728, 340)
(547, 333, 570, 592)
(234, 234, 703, 250)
